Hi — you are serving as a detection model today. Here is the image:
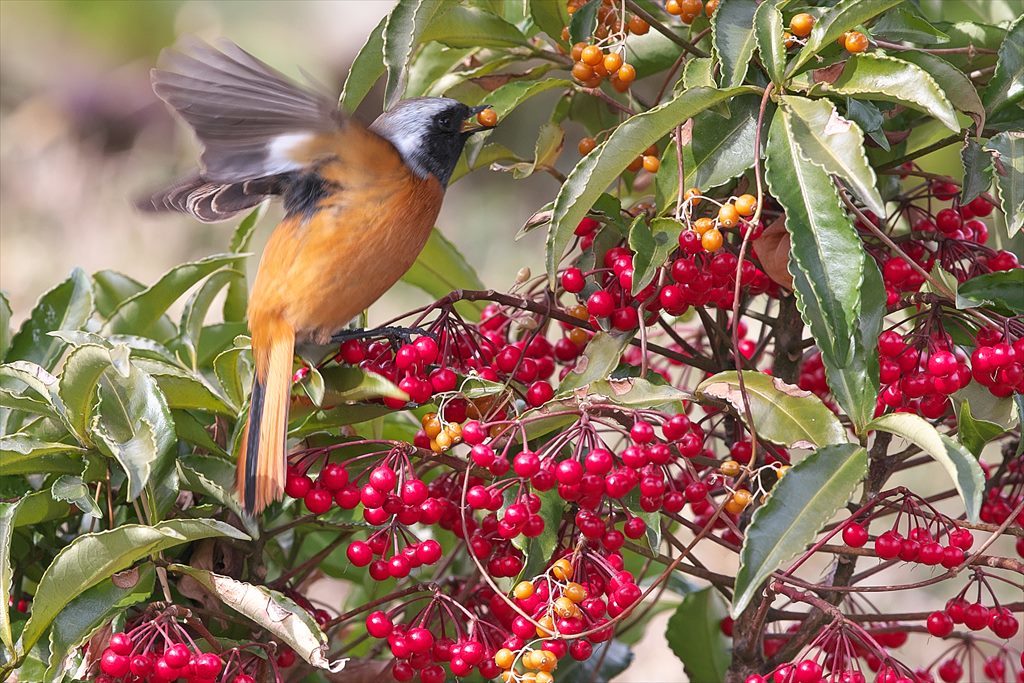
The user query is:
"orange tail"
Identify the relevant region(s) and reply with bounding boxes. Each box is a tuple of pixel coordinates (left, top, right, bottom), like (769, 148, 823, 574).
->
(238, 320, 295, 514)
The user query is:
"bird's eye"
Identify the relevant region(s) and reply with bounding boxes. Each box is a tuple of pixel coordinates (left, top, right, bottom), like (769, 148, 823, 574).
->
(436, 115, 451, 128)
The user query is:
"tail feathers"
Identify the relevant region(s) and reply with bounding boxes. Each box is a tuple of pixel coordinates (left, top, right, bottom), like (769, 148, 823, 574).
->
(238, 325, 295, 514)
(136, 173, 288, 223)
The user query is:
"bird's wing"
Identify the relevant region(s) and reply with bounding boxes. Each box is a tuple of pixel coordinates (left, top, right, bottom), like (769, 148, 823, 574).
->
(151, 38, 344, 183)
(135, 173, 289, 223)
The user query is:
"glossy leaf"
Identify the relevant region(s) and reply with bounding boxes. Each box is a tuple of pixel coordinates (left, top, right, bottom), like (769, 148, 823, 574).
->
(697, 371, 848, 448)
(20, 519, 247, 654)
(223, 207, 263, 322)
(51, 475, 103, 518)
(587, 377, 689, 410)
(101, 254, 245, 341)
(982, 15, 1023, 115)
(754, 0, 786, 86)
(58, 343, 118, 442)
(682, 57, 715, 89)
(402, 229, 486, 316)
(168, 565, 347, 673)
(766, 107, 865, 364)
(177, 462, 259, 539)
(845, 97, 889, 151)
(624, 25, 694, 79)
(732, 444, 867, 617)
(0, 434, 84, 475)
(956, 270, 1024, 315)
(956, 401, 1006, 458)
(961, 138, 994, 205)
(712, 0, 758, 88)
(179, 269, 239, 363)
(0, 293, 11, 362)
(382, 0, 445, 109)
(7, 269, 92, 369)
(547, 86, 754, 282)
(629, 217, 683, 294)
(869, 412, 985, 521)
(811, 53, 959, 132)
(44, 565, 154, 682)
(568, 0, 599, 45)
(421, 5, 527, 48)
(131, 358, 235, 414)
(782, 95, 884, 216)
(790, 0, 903, 73)
(872, 5, 949, 44)
(319, 366, 406, 404)
(0, 501, 18, 656)
(530, 0, 570, 43)
(984, 131, 1024, 235)
(898, 51, 985, 131)
(513, 488, 565, 580)
(558, 332, 632, 393)
(666, 588, 730, 680)
(339, 15, 386, 113)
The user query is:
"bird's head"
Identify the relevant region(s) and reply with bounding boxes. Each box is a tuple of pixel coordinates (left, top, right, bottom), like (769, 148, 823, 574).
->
(370, 98, 495, 187)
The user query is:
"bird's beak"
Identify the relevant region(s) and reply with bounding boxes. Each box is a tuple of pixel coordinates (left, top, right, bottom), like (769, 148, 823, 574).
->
(460, 104, 495, 134)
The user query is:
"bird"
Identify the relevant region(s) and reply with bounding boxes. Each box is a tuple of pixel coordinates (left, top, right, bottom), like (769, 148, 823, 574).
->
(139, 38, 494, 514)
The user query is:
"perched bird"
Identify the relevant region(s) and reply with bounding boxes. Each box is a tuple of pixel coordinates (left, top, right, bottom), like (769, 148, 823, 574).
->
(139, 38, 494, 514)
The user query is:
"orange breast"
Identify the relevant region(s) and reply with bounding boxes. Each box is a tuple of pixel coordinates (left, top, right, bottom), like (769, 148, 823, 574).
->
(248, 155, 444, 344)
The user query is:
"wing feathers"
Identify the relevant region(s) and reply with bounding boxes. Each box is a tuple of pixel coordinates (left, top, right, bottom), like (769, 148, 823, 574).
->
(136, 174, 287, 223)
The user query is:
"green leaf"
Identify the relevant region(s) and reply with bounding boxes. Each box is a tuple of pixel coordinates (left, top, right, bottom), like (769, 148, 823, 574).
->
(560, 639, 633, 683)
(223, 207, 263, 322)
(0, 293, 11, 362)
(131, 358, 235, 414)
(956, 270, 1024, 315)
(513, 488, 566, 580)
(818, 255, 885, 435)
(790, 0, 903, 73)
(711, 0, 758, 87)
(421, 5, 527, 47)
(492, 122, 564, 180)
(547, 86, 755, 282)
(486, 78, 573, 121)
(569, 0, 599, 44)
(558, 332, 632, 393)
(319, 366, 407, 403)
(696, 371, 848, 449)
(782, 95, 885, 216)
(766, 107, 866, 364)
(179, 270, 239, 363)
(682, 57, 715, 89)
(845, 97, 889, 151)
(177, 462, 259, 539)
(382, 0, 445, 109)
(167, 565, 346, 673)
(953, 381, 1019, 432)
(809, 53, 960, 132)
(172, 410, 228, 459)
(90, 364, 176, 501)
(961, 138, 994, 205)
(754, 0, 786, 86)
(872, 5, 949, 44)
(213, 344, 253, 410)
(101, 254, 246, 341)
(629, 217, 683, 294)
(7, 269, 92, 369)
(50, 474, 103, 517)
(956, 400, 1006, 458)
(531, 0, 570, 43)
(12, 490, 71, 528)
(0, 435, 84, 476)
(402, 229, 486, 316)
(982, 15, 1024, 115)
(19, 519, 248, 654)
(406, 43, 475, 99)
(666, 588, 731, 680)
(0, 361, 67, 428)
(339, 15, 386, 113)
(897, 51, 985, 131)
(44, 565, 154, 683)
(59, 344, 118, 443)
(586, 377, 689, 410)
(984, 131, 1024, 235)
(452, 142, 523, 184)
(624, 25, 694, 79)
(869, 412, 985, 521)
(732, 444, 867, 617)
(0, 501, 19, 656)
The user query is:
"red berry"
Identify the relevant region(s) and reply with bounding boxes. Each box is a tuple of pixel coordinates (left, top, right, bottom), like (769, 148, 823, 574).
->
(319, 463, 348, 491)
(874, 530, 903, 559)
(562, 267, 586, 293)
(285, 473, 313, 499)
(100, 651, 130, 678)
(527, 380, 554, 406)
(842, 522, 868, 548)
(366, 610, 393, 638)
(276, 649, 296, 667)
(194, 653, 224, 679)
(586, 290, 615, 317)
(963, 602, 989, 630)
(108, 632, 134, 656)
(927, 610, 954, 637)
(937, 658, 962, 683)
(164, 643, 191, 669)
(794, 659, 823, 683)
(304, 488, 333, 515)
(347, 541, 373, 567)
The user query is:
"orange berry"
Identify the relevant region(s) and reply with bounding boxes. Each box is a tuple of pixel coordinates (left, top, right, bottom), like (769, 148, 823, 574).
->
(477, 108, 498, 128)
(720, 459, 741, 477)
(561, 26, 571, 42)
(567, 303, 589, 320)
(495, 649, 515, 669)
(790, 12, 814, 38)
(693, 217, 715, 235)
(568, 328, 589, 346)
(534, 651, 557, 673)
(578, 137, 597, 155)
(501, 671, 515, 683)
(725, 488, 752, 514)
(610, 76, 631, 92)
(705, 0, 719, 16)
(642, 155, 660, 173)
(554, 596, 576, 617)
(783, 31, 795, 49)
(551, 558, 573, 580)
(734, 193, 757, 217)
(680, 10, 698, 24)
(603, 52, 623, 72)
(572, 61, 594, 81)
(592, 60, 610, 78)
(617, 63, 637, 83)
(435, 430, 452, 450)
(564, 582, 587, 603)
(718, 203, 740, 228)
(665, 0, 683, 15)
(536, 614, 556, 637)
(514, 581, 535, 599)
(644, 144, 659, 156)
(571, 42, 587, 61)
(681, 0, 702, 13)
(445, 421, 462, 443)
(838, 31, 850, 48)
(626, 156, 644, 172)
(581, 45, 604, 66)
(844, 30, 869, 53)
(776, 465, 791, 479)
(536, 672, 555, 683)
(422, 413, 442, 438)
(701, 228, 724, 252)
(628, 15, 650, 34)
(684, 187, 703, 206)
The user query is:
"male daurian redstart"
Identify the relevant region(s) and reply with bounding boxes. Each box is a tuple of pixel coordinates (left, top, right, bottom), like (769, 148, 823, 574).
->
(139, 39, 494, 514)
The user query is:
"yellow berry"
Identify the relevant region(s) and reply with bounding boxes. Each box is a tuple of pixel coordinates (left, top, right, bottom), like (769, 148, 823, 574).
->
(435, 431, 453, 451)
(551, 558, 573, 580)
(734, 193, 757, 217)
(514, 581, 535, 600)
(684, 187, 703, 206)
(422, 413, 442, 438)
(554, 596, 576, 617)
(537, 614, 556, 637)
(693, 217, 715, 235)
(725, 488, 752, 514)
(495, 648, 516, 669)
(603, 52, 623, 72)
(718, 203, 740, 228)
(642, 155, 660, 173)
(720, 459, 741, 477)
(701, 228, 724, 252)
(790, 13, 814, 38)
(564, 581, 587, 603)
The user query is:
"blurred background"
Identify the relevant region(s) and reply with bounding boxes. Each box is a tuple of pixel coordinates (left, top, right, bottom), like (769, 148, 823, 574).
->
(1, 2, 1020, 680)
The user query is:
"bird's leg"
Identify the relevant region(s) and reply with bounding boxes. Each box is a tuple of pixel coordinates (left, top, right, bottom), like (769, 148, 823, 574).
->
(330, 325, 433, 347)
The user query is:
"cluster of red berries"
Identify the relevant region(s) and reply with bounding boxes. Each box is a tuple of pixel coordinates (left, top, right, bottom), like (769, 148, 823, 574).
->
(970, 328, 1024, 398)
(875, 330, 971, 418)
(926, 598, 1020, 641)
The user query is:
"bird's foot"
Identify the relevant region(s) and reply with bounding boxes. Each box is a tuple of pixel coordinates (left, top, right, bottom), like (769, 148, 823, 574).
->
(331, 325, 432, 347)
